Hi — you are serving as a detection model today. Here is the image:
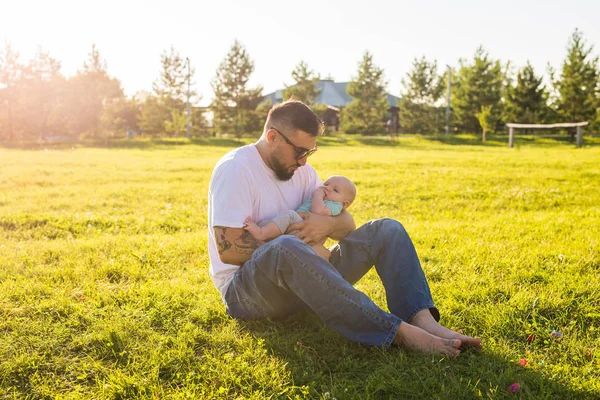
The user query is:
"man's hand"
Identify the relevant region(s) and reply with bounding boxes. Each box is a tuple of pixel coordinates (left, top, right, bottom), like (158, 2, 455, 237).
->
(287, 212, 334, 245)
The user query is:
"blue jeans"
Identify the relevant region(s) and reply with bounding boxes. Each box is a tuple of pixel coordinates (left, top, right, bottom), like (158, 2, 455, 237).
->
(224, 218, 440, 347)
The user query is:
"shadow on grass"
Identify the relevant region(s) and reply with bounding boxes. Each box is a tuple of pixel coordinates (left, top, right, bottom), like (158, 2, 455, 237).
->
(424, 133, 600, 149)
(240, 313, 593, 399)
(2, 133, 598, 151)
(317, 136, 402, 147)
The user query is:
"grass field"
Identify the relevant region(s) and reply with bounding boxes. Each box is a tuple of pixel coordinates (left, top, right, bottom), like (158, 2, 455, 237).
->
(1, 134, 599, 399)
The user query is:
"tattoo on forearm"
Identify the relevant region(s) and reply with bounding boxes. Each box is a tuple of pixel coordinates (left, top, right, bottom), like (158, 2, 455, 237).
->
(214, 227, 264, 258)
(215, 227, 232, 255)
(234, 231, 263, 255)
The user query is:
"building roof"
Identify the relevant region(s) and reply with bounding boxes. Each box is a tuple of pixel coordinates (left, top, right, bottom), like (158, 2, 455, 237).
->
(263, 79, 401, 108)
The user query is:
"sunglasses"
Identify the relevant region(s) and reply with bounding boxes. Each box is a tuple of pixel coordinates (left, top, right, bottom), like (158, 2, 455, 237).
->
(269, 127, 318, 160)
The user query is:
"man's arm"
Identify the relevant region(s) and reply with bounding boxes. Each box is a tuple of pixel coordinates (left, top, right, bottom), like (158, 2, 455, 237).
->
(213, 226, 266, 265)
(287, 209, 355, 245)
(329, 209, 355, 240)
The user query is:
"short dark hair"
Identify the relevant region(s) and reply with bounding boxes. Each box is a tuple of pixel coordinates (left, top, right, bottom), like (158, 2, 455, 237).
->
(265, 100, 324, 137)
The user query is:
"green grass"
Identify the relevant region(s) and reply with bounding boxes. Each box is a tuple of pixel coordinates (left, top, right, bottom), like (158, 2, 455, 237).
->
(1, 134, 599, 399)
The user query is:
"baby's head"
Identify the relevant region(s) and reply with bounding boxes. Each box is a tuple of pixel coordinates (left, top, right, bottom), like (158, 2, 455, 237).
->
(323, 175, 357, 209)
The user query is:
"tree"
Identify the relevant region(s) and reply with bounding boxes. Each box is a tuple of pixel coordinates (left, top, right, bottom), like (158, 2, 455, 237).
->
(211, 40, 263, 137)
(341, 51, 388, 134)
(152, 46, 196, 108)
(164, 109, 187, 136)
(0, 42, 22, 142)
(476, 105, 494, 142)
(452, 46, 506, 133)
(19, 47, 66, 140)
(504, 62, 549, 125)
(139, 46, 197, 136)
(399, 56, 445, 133)
(550, 29, 599, 137)
(139, 95, 170, 136)
(100, 96, 140, 137)
(66, 44, 123, 138)
(283, 61, 321, 105)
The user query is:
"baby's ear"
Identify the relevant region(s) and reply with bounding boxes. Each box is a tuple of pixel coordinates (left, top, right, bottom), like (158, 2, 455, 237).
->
(342, 200, 350, 209)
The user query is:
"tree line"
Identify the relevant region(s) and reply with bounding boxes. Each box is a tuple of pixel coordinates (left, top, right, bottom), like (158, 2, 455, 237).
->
(0, 29, 598, 142)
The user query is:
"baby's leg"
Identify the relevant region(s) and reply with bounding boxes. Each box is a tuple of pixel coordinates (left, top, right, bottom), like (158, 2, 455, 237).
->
(312, 244, 331, 261)
(243, 217, 282, 241)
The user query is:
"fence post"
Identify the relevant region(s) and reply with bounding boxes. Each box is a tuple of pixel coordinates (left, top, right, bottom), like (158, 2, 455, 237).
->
(509, 127, 514, 148)
(576, 126, 583, 148)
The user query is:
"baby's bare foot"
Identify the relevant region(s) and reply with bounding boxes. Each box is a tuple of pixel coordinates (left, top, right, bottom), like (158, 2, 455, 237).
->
(243, 217, 264, 240)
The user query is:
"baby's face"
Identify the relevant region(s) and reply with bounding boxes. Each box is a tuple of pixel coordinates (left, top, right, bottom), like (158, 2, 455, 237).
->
(323, 176, 355, 207)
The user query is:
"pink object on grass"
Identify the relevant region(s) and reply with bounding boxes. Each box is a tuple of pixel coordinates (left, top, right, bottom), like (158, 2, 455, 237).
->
(508, 383, 520, 393)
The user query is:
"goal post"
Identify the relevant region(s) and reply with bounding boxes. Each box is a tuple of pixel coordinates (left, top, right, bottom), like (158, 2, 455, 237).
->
(506, 122, 589, 148)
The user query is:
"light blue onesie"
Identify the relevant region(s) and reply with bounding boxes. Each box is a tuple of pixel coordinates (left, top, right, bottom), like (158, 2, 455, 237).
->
(270, 199, 343, 234)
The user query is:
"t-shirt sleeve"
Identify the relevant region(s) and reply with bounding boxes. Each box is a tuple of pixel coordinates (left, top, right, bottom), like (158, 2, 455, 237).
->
(324, 201, 343, 216)
(209, 160, 254, 228)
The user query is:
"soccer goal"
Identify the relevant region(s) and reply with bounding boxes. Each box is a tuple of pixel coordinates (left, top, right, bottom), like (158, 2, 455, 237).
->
(506, 122, 589, 148)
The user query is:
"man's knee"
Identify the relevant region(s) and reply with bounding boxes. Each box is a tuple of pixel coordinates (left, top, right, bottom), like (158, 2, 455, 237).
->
(372, 218, 408, 239)
(270, 234, 307, 252)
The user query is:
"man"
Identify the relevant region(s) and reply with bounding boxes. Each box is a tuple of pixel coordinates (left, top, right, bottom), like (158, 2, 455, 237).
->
(208, 100, 481, 356)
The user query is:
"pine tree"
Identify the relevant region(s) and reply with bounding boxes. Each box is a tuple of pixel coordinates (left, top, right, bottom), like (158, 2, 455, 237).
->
(83, 44, 107, 74)
(283, 61, 321, 105)
(142, 46, 196, 136)
(399, 56, 445, 133)
(452, 46, 506, 133)
(504, 62, 548, 125)
(341, 51, 388, 134)
(550, 29, 599, 136)
(152, 46, 195, 107)
(211, 40, 263, 137)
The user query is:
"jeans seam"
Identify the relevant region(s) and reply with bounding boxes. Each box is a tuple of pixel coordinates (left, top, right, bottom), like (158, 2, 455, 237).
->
(385, 317, 402, 348)
(279, 241, 397, 336)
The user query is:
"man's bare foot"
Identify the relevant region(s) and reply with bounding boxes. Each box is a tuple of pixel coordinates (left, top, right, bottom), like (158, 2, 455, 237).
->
(393, 322, 462, 357)
(409, 309, 482, 350)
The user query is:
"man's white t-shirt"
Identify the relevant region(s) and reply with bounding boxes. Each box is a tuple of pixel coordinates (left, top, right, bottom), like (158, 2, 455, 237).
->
(207, 144, 322, 298)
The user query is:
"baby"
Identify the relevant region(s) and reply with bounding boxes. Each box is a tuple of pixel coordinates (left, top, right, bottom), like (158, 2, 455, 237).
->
(244, 175, 357, 243)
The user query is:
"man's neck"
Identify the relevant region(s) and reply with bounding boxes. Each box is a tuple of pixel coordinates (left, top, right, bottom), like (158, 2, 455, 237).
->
(254, 139, 273, 170)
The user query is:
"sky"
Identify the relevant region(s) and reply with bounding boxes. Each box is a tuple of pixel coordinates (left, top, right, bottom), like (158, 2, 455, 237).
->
(2, 0, 599, 106)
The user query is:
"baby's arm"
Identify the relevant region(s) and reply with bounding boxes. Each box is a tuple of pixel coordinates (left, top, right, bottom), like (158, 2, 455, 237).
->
(310, 187, 332, 216)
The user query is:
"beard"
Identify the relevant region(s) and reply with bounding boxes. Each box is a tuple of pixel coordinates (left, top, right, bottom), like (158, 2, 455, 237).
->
(270, 151, 297, 181)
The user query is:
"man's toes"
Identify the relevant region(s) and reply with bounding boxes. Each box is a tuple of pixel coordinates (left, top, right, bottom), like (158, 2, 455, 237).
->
(444, 339, 462, 349)
(443, 347, 461, 357)
(461, 337, 482, 350)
